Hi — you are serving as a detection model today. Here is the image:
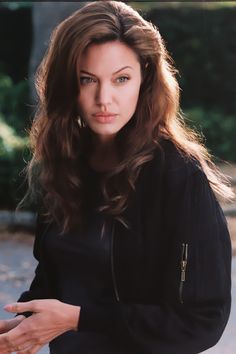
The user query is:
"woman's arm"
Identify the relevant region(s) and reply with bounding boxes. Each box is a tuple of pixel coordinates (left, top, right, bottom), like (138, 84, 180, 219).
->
(16, 214, 53, 318)
(19, 213, 53, 299)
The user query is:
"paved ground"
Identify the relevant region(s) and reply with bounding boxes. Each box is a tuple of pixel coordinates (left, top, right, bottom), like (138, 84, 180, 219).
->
(0, 237, 48, 354)
(0, 235, 235, 354)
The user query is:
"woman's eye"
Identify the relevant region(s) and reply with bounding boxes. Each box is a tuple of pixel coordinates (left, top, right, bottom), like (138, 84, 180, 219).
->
(116, 76, 130, 83)
(80, 76, 96, 85)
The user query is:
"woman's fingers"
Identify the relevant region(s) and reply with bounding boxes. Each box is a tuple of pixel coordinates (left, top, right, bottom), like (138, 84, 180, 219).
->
(0, 319, 9, 334)
(3, 339, 40, 353)
(0, 331, 15, 351)
(0, 324, 31, 352)
(0, 315, 25, 334)
(17, 343, 44, 354)
(0, 299, 78, 352)
(4, 301, 38, 315)
(10, 315, 26, 331)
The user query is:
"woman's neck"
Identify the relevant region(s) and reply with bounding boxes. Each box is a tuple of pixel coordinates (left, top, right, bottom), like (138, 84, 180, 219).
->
(89, 135, 119, 172)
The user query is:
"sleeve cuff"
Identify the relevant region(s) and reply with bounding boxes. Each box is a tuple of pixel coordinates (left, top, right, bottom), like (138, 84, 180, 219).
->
(78, 301, 120, 332)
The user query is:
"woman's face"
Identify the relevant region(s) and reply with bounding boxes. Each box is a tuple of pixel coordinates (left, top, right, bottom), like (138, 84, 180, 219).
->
(77, 41, 142, 143)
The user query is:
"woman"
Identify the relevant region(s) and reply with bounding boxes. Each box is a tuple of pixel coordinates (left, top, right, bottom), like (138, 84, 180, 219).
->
(0, 1, 233, 353)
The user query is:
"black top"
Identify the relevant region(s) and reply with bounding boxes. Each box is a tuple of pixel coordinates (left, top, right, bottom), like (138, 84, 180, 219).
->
(48, 167, 121, 353)
(17, 139, 232, 354)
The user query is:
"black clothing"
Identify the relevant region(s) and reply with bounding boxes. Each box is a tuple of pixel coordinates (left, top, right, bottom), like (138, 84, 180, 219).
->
(18, 139, 232, 354)
(44, 171, 119, 353)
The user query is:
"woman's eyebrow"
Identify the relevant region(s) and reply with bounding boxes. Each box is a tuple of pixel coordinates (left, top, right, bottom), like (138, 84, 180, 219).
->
(80, 66, 133, 76)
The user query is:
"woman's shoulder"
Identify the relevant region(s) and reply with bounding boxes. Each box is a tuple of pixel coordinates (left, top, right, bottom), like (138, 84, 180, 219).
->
(153, 137, 203, 177)
(147, 139, 216, 206)
(141, 137, 208, 195)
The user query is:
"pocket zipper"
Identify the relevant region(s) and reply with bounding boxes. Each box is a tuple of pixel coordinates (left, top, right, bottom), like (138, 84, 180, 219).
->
(179, 243, 188, 304)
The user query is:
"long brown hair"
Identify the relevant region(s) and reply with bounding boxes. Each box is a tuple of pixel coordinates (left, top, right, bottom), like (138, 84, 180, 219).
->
(20, 1, 234, 233)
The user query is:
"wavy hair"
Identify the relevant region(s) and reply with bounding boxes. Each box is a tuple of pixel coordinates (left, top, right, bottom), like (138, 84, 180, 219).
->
(20, 1, 234, 233)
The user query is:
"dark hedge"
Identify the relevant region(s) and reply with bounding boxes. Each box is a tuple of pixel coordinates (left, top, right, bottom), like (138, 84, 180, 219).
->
(146, 6, 236, 115)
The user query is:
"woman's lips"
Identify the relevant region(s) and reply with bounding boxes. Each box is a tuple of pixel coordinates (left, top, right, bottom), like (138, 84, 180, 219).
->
(93, 114, 117, 124)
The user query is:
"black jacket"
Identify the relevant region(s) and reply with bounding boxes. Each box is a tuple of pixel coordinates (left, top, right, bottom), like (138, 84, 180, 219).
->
(18, 139, 232, 354)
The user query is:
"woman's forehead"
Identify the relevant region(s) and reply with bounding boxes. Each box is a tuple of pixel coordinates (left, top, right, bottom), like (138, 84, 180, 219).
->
(78, 41, 140, 74)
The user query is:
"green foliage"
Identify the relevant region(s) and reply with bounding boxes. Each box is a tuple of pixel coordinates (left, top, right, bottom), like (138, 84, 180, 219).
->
(146, 6, 236, 115)
(0, 2, 32, 10)
(0, 73, 31, 136)
(145, 6, 236, 162)
(185, 108, 236, 162)
(0, 72, 30, 209)
(0, 114, 28, 155)
(0, 114, 29, 209)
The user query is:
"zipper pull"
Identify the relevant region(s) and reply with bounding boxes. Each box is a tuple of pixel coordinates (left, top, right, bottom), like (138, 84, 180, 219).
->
(180, 243, 188, 282)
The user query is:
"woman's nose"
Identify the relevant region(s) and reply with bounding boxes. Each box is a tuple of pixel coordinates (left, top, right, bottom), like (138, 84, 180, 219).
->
(96, 83, 112, 107)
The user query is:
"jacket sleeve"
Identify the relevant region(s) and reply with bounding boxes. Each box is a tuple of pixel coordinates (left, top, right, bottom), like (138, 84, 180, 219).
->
(16, 214, 53, 317)
(77, 169, 232, 354)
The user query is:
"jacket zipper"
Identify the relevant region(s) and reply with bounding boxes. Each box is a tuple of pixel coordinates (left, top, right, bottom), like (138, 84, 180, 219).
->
(110, 220, 120, 302)
(179, 243, 188, 304)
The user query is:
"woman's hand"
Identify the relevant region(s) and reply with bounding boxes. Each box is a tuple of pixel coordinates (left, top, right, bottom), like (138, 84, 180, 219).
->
(0, 315, 25, 334)
(0, 299, 81, 354)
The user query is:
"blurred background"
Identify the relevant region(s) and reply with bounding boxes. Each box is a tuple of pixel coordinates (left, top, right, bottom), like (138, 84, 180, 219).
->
(0, 2, 236, 353)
